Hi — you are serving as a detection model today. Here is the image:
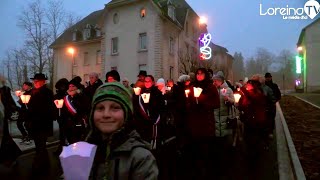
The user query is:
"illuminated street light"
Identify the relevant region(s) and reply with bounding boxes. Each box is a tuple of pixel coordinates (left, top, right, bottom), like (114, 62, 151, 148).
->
(199, 16, 207, 25)
(297, 46, 303, 52)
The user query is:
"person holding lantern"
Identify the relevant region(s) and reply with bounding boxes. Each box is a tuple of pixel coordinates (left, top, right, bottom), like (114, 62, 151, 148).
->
(184, 68, 220, 179)
(60, 78, 91, 144)
(27, 73, 55, 174)
(17, 81, 33, 145)
(212, 71, 235, 179)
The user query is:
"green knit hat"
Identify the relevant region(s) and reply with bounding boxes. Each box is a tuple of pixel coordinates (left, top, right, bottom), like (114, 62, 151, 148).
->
(88, 82, 133, 131)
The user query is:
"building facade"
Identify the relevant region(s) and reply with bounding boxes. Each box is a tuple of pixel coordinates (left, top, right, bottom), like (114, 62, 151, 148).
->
(51, 0, 233, 85)
(297, 18, 320, 92)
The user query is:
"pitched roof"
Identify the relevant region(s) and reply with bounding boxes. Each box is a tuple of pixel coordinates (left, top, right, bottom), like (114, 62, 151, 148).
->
(297, 17, 320, 45)
(50, 9, 104, 48)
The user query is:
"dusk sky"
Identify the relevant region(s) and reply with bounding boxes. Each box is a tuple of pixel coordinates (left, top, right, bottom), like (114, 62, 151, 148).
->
(0, 0, 317, 62)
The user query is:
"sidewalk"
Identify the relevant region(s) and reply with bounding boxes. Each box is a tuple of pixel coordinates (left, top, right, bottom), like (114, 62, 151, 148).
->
(9, 120, 60, 153)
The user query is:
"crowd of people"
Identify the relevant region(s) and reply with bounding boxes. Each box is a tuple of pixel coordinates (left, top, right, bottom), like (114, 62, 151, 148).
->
(0, 69, 281, 179)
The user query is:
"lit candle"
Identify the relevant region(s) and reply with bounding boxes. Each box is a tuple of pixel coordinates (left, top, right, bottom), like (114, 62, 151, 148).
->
(54, 99, 64, 116)
(15, 90, 22, 97)
(185, 89, 190, 98)
(20, 94, 31, 109)
(133, 87, 141, 95)
(234, 94, 241, 103)
(193, 87, 203, 104)
(141, 93, 150, 103)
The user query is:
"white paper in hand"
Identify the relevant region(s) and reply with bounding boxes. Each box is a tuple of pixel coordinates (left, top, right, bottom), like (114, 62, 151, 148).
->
(59, 141, 97, 180)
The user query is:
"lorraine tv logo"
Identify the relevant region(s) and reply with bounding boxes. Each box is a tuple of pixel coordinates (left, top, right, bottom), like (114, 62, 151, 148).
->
(260, 0, 320, 20)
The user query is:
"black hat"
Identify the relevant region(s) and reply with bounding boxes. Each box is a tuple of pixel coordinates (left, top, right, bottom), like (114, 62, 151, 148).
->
(30, 73, 47, 80)
(105, 70, 120, 82)
(265, 72, 272, 78)
(137, 70, 147, 77)
(69, 78, 82, 89)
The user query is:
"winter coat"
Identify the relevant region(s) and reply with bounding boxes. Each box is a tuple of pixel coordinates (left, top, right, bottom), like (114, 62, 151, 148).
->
(90, 130, 159, 180)
(265, 81, 281, 102)
(215, 82, 235, 137)
(84, 79, 103, 102)
(27, 85, 55, 137)
(186, 80, 220, 139)
(238, 88, 268, 129)
(132, 86, 165, 142)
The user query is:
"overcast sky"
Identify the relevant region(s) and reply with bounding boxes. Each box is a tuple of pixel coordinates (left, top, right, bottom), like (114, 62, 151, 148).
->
(0, 0, 317, 62)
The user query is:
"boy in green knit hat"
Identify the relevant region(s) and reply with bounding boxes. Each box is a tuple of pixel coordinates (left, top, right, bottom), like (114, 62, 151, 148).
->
(86, 82, 158, 179)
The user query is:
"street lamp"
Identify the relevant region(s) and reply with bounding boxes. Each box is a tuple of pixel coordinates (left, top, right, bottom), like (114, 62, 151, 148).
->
(199, 16, 207, 25)
(198, 15, 212, 62)
(297, 46, 303, 52)
(67, 47, 75, 79)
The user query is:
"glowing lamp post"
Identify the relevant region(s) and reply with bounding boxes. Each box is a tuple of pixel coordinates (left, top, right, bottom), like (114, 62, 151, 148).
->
(133, 87, 141, 95)
(54, 99, 64, 116)
(297, 46, 303, 52)
(20, 94, 31, 109)
(193, 87, 203, 104)
(67, 47, 75, 79)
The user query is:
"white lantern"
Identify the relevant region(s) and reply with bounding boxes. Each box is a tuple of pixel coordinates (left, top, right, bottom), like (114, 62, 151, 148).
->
(234, 94, 241, 104)
(193, 87, 203, 98)
(15, 90, 22, 97)
(20, 94, 31, 104)
(193, 87, 203, 104)
(141, 93, 150, 103)
(133, 87, 141, 95)
(185, 89, 190, 98)
(54, 99, 64, 109)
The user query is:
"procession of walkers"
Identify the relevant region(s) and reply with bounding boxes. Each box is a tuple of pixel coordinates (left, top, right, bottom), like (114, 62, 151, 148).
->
(0, 69, 281, 179)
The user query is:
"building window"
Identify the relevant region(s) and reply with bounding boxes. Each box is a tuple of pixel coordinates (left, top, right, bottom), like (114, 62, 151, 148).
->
(72, 31, 77, 41)
(111, 66, 117, 71)
(170, 66, 173, 79)
(113, 13, 119, 24)
(140, 8, 146, 18)
(111, 37, 118, 54)
(139, 64, 147, 71)
(169, 37, 174, 54)
(84, 52, 89, 65)
(139, 33, 147, 50)
(96, 50, 101, 64)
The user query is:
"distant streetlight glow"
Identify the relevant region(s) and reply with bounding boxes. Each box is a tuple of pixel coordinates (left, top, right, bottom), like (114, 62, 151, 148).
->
(297, 46, 303, 52)
(68, 47, 75, 55)
(199, 16, 207, 25)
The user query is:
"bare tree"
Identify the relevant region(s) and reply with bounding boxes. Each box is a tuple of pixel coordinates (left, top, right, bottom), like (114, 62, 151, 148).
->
(255, 47, 275, 73)
(232, 52, 245, 81)
(179, 51, 200, 75)
(18, 0, 50, 74)
(64, 12, 82, 30)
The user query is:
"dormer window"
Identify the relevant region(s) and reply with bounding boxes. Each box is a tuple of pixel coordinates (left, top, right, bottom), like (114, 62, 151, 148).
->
(167, 0, 175, 20)
(72, 31, 77, 41)
(140, 8, 146, 18)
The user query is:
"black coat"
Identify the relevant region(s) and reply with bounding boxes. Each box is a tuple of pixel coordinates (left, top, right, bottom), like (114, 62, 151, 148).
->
(132, 86, 165, 142)
(27, 85, 55, 137)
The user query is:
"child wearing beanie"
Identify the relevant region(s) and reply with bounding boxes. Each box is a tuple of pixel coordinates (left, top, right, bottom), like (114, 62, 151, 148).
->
(86, 82, 158, 179)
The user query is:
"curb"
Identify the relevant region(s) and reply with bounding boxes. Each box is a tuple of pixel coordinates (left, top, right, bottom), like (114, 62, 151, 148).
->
(276, 102, 306, 180)
(294, 95, 320, 110)
(20, 140, 60, 155)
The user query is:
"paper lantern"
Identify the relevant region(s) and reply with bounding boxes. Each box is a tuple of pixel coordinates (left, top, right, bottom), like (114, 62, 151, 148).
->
(133, 87, 141, 95)
(141, 93, 150, 103)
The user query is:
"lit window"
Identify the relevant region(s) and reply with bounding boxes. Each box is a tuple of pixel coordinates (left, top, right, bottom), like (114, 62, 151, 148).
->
(111, 37, 118, 54)
(113, 13, 119, 24)
(84, 52, 89, 65)
(140, 8, 146, 18)
(96, 50, 101, 64)
(139, 33, 147, 50)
